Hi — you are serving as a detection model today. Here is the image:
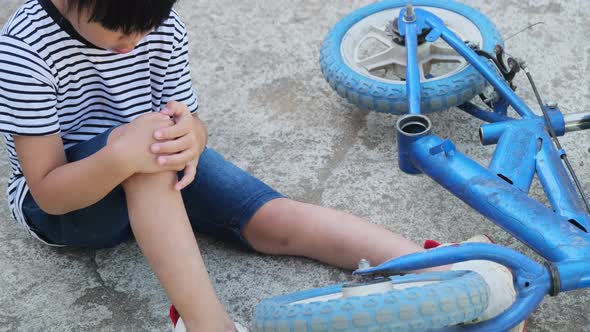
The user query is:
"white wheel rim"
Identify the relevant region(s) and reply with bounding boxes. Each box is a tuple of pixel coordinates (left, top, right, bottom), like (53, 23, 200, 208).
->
(341, 7, 484, 84)
(291, 280, 434, 305)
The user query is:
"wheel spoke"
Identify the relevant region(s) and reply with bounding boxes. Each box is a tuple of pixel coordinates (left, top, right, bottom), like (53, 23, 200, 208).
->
(420, 62, 429, 81)
(429, 44, 465, 63)
(357, 47, 402, 72)
(365, 25, 395, 47)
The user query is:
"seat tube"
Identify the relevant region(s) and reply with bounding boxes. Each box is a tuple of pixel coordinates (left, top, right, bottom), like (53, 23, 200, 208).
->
(536, 131, 590, 229)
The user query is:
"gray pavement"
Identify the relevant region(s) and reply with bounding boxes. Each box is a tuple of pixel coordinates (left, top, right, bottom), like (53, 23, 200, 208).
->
(1, 0, 589, 331)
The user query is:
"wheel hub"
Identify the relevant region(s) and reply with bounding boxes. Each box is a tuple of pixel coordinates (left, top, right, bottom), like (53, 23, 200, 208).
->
(341, 7, 484, 84)
(387, 18, 432, 46)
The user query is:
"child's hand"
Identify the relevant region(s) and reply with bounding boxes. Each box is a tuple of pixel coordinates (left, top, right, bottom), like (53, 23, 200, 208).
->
(152, 101, 207, 190)
(108, 112, 176, 174)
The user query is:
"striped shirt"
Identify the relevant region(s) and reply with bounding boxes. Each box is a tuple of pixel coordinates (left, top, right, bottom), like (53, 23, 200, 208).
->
(0, 0, 199, 241)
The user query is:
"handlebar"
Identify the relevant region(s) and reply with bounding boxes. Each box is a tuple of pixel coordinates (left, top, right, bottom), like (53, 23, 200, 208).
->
(563, 111, 590, 132)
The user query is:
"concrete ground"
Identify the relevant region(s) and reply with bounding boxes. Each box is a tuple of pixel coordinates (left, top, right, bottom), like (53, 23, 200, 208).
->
(1, 0, 589, 331)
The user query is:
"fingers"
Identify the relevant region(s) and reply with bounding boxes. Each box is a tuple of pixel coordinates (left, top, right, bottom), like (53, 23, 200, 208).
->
(159, 101, 192, 131)
(154, 119, 192, 141)
(154, 104, 196, 141)
(151, 102, 201, 187)
(136, 111, 174, 127)
(176, 162, 198, 190)
(156, 101, 192, 140)
(157, 149, 194, 170)
(160, 101, 189, 119)
(139, 111, 172, 121)
(135, 112, 175, 132)
(151, 134, 193, 155)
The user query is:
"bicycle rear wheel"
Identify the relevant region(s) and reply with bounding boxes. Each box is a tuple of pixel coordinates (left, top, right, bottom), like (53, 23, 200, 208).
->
(253, 271, 489, 331)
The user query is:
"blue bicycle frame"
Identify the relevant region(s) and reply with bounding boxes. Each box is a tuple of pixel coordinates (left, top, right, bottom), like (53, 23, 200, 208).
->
(354, 7, 590, 332)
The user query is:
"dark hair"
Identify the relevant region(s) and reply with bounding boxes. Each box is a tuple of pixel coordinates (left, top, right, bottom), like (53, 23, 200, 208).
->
(65, 0, 177, 34)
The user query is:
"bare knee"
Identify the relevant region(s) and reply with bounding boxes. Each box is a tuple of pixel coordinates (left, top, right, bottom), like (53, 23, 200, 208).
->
(247, 229, 295, 255)
(107, 112, 177, 192)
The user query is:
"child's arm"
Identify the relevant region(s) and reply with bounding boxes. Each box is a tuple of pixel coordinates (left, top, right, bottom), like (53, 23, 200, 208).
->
(14, 112, 175, 215)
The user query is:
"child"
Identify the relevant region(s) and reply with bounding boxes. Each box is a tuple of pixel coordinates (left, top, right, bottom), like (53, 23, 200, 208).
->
(0, 1, 519, 331)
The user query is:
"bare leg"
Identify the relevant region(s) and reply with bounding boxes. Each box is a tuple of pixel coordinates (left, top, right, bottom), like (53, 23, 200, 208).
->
(243, 198, 447, 271)
(123, 171, 234, 332)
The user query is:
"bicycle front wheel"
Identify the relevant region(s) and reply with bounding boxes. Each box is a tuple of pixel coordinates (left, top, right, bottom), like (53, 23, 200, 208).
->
(320, 0, 503, 114)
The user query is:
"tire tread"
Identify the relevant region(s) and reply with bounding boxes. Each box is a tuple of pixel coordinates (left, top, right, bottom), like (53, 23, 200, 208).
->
(253, 272, 490, 332)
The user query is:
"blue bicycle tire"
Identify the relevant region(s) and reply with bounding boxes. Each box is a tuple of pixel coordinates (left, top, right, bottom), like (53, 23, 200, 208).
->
(319, 0, 503, 114)
(253, 271, 490, 332)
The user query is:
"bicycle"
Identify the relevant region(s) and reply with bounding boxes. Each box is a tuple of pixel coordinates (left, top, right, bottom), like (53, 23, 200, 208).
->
(251, 1, 590, 331)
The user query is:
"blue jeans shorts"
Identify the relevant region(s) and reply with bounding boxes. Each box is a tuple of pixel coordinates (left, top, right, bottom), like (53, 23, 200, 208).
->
(22, 128, 285, 249)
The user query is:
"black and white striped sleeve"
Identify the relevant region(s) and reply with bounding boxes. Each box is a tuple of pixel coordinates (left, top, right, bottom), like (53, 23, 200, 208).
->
(0, 36, 59, 136)
(161, 22, 199, 114)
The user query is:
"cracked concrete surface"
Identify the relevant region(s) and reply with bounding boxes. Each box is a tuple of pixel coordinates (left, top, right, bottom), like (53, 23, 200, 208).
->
(1, 0, 589, 331)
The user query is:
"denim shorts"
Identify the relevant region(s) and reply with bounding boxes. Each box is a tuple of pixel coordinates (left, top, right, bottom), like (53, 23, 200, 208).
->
(22, 128, 285, 249)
